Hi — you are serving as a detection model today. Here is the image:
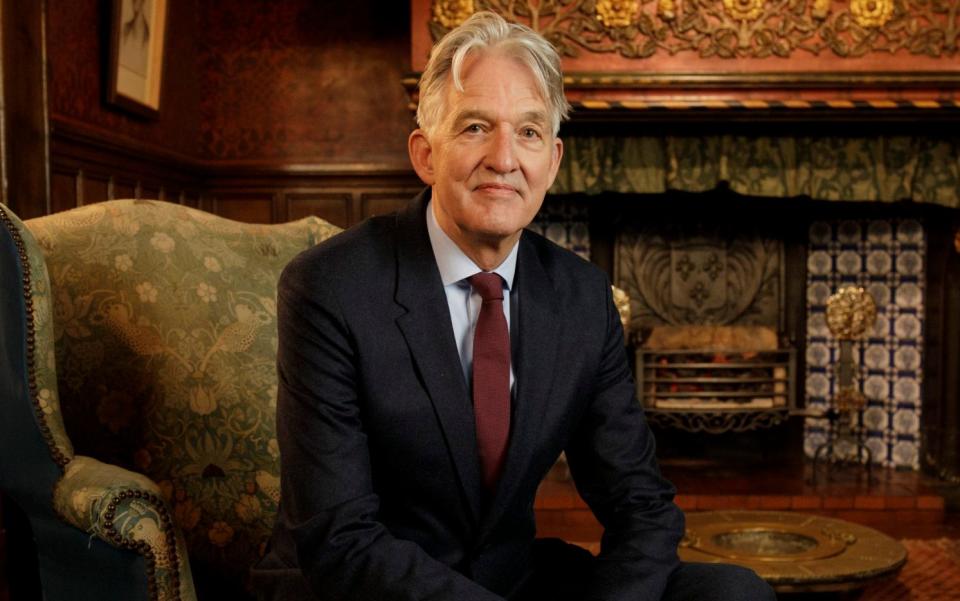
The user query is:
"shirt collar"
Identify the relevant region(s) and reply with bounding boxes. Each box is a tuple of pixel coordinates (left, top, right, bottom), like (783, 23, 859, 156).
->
(426, 199, 518, 290)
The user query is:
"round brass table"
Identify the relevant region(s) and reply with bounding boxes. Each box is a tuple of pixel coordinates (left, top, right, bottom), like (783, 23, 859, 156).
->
(679, 511, 907, 593)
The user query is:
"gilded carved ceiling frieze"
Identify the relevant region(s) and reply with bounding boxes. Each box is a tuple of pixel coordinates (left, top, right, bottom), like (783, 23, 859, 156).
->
(429, 0, 960, 59)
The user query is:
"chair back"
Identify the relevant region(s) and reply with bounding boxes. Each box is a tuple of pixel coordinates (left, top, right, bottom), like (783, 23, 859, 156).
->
(0, 204, 73, 514)
(23, 200, 340, 586)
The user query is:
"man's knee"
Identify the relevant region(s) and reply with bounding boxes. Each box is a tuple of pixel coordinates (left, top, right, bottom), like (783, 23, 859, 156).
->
(713, 564, 776, 600)
(666, 562, 777, 601)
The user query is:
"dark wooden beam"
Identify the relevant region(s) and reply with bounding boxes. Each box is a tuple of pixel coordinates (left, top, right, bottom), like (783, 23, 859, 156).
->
(0, 0, 50, 218)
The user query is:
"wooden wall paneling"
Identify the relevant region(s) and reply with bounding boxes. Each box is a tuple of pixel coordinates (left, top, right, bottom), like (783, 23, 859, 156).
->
(141, 184, 162, 201)
(360, 191, 420, 222)
(0, 0, 50, 219)
(112, 178, 137, 201)
(211, 193, 276, 224)
(49, 119, 205, 213)
(285, 192, 353, 229)
(205, 165, 423, 225)
(49, 168, 78, 214)
(79, 170, 110, 206)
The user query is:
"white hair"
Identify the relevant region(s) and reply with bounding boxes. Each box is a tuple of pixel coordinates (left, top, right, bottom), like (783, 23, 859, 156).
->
(416, 11, 571, 137)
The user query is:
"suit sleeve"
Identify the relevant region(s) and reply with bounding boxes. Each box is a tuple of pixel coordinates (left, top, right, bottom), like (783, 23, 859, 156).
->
(274, 260, 505, 601)
(563, 280, 685, 601)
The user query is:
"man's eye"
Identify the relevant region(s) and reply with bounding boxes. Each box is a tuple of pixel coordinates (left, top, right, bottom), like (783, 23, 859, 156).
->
(465, 124, 484, 133)
(521, 128, 541, 139)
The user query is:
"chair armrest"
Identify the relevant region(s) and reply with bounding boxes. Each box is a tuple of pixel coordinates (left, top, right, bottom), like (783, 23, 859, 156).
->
(53, 456, 197, 601)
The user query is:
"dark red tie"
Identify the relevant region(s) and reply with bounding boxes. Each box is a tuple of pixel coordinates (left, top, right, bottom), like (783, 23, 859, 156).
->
(469, 272, 511, 492)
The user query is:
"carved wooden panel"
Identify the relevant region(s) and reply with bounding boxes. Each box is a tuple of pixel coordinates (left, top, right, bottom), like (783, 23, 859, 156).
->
(412, 1, 960, 111)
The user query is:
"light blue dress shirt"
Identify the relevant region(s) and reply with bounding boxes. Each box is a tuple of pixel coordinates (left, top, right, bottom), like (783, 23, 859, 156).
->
(425, 200, 517, 390)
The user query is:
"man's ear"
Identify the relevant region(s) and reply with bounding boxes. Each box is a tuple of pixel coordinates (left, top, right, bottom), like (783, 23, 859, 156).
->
(408, 129, 435, 185)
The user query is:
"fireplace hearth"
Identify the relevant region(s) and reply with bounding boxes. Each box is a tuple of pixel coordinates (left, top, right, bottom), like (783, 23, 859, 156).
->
(534, 189, 958, 475)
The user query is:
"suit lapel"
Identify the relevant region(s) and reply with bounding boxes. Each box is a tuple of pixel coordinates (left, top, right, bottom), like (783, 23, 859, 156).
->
(393, 192, 483, 525)
(483, 232, 561, 530)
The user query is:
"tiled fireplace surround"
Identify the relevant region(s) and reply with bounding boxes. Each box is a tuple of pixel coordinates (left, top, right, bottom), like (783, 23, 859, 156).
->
(528, 190, 954, 540)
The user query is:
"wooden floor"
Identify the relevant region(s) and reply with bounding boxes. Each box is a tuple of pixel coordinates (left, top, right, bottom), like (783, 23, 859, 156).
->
(536, 459, 959, 543)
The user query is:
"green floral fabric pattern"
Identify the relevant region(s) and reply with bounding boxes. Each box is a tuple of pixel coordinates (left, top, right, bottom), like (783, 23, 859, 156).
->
(1, 205, 74, 463)
(552, 136, 960, 205)
(53, 456, 196, 601)
(26, 200, 341, 587)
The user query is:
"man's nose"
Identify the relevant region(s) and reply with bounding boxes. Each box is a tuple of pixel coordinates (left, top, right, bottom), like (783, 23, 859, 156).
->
(484, 126, 518, 173)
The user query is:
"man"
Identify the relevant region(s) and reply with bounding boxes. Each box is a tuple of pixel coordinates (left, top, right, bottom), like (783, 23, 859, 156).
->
(255, 11, 776, 601)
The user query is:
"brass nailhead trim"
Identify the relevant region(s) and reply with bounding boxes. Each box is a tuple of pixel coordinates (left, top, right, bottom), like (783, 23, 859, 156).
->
(0, 205, 69, 468)
(99, 491, 183, 601)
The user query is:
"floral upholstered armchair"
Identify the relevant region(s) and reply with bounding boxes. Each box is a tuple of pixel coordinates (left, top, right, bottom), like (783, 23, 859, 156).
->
(0, 200, 341, 601)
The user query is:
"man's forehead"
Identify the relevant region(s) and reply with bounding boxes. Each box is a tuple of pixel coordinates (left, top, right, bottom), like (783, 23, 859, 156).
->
(443, 54, 547, 111)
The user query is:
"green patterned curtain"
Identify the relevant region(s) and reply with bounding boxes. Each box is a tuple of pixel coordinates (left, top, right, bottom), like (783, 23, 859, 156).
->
(552, 136, 960, 205)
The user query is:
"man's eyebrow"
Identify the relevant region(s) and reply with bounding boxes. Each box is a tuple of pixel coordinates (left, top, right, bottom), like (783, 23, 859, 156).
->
(450, 109, 549, 128)
(519, 111, 548, 126)
(450, 110, 491, 129)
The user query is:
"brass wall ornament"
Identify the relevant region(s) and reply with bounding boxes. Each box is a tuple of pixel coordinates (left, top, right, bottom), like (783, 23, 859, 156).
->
(825, 286, 877, 340)
(612, 284, 633, 337)
(428, 0, 960, 59)
(812, 286, 879, 483)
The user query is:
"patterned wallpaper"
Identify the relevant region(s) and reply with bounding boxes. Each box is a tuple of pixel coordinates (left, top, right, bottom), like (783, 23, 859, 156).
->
(804, 219, 925, 469)
(46, 1, 414, 165)
(46, 0, 201, 157)
(197, 1, 414, 163)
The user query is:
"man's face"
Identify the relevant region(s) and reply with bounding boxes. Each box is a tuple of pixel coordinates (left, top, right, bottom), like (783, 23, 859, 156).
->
(409, 51, 563, 258)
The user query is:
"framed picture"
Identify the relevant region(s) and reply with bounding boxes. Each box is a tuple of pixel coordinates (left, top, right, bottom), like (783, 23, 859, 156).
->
(107, 0, 168, 118)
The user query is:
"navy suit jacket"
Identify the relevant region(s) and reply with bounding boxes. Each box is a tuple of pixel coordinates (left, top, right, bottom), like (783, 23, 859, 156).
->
(259, 190, 684, 600)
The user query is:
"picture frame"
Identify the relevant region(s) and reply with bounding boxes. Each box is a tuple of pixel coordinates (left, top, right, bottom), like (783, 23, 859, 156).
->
(107, 0, 168, 119)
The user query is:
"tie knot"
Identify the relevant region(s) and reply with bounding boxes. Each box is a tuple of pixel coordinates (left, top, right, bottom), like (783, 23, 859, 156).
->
(469, 272, 504, 301)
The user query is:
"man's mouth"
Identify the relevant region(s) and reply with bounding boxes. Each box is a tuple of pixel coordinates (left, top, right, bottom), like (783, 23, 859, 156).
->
(474, 183, 518, 194)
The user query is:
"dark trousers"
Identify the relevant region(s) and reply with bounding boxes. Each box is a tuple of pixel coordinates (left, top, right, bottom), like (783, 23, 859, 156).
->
(252, 538, 778, 601)
(517, 538, 777, 601)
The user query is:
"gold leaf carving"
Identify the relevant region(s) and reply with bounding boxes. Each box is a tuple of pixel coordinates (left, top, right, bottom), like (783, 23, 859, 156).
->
(427, 0, 960, 59)
(850, 0, 895, 27)
(597, 0, 640, 27)
(658, 0, 678, 20)
(432, 0, 475, 29)
(722, 0, 766, 21)
(812, 0, 832, 19)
